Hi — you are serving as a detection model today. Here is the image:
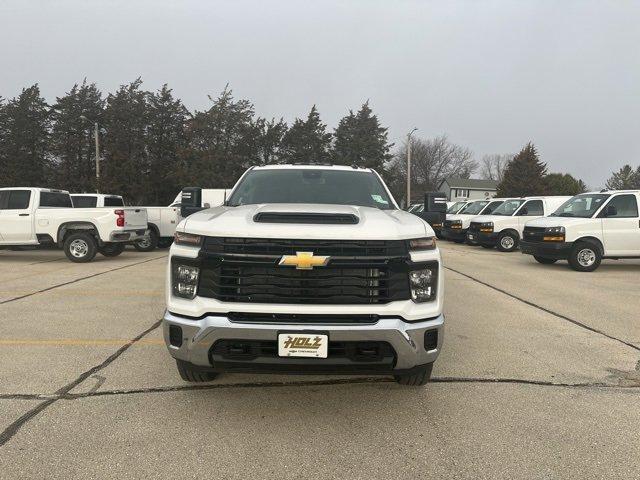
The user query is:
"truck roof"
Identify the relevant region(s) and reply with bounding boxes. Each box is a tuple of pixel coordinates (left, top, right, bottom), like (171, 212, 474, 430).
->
(0, 187, 69, 194)
(252, 164, 373, 172)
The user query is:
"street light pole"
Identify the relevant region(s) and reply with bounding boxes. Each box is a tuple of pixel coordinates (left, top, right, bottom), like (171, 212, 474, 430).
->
(94, 122, 100, 193)
(406, 128, 418, 207)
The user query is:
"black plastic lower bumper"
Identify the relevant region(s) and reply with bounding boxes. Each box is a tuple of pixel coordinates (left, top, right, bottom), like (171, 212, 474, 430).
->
(442, 228, 467, 241)
(469, 231, 498, 245)
(520, 240, 573, 259)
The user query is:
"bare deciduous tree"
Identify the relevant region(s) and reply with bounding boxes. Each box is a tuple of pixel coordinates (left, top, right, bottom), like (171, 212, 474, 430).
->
(386, 134, 477, 204)
(479, 153, 512, 183)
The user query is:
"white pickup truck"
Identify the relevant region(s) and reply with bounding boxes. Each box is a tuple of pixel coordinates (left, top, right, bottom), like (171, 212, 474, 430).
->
(521, 190, 640, 271)
(162, 165, 444, 387)
(0, 188, 147, 262)
(467, 196, 571, 252)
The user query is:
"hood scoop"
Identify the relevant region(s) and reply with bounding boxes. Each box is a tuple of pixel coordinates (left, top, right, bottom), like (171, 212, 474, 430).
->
(253, 212, 359, 225)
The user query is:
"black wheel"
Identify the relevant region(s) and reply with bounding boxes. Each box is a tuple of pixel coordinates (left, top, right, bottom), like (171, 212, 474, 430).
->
(534, 256, 557, 265)
(176, 360, 218, 383)
(394, 363, 433, 386)
(133, 229, 158, 252)
(157, 238, 173, 249)
(568, 242, 601, 272)
(496, 232, 518, 252)
(63, 232, 97, 263)
(98, 243, 125, 257)
(480, 243, 494, 249)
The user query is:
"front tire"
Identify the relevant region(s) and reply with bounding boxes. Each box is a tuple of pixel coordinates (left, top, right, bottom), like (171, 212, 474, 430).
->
(63, 232, 97, 263)
(98, 243, 125, 257)
(394, 363, 433, 386)
(534, 256, 557, 265)
(134, 230, 158, 252)
(496, 232, 518, 252)
(568, 242, 601, 272)
(176, 360, 219, 382)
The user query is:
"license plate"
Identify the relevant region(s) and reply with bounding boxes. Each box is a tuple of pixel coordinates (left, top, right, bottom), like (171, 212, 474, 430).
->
(468, 234, 475, 240)
(278, 333, 328, 358)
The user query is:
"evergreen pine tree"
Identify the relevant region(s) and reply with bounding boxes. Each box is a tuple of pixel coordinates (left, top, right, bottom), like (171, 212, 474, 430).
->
(331, 101, 393, 172)
(605, 165, 640, 189)
(146, 84, 189, 204)
(496, 143, 548, 197)
(280, 105, 332, 164)
(544, 173, 587, 195)
(102, 79, 150, 203)
(49, 80, 105, 193)
(0, 85, 51, 187)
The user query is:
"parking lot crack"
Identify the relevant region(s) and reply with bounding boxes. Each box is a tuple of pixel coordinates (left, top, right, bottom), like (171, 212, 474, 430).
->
(0, 255, 167, 306)
(0, 318, 162, 447)
(445, 266, 640, 354)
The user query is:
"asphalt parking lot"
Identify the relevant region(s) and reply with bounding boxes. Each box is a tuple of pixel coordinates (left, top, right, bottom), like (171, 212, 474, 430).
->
(0, 244, 638, 479)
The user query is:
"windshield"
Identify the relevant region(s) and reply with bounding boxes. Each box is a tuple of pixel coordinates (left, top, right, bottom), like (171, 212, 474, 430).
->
(227, 169, 395, 210)
(459, 201, 489, 215)
(407, 203, 422, 213)
(550, 194, 610, 218)
(447, 202, 466, 214)
(481, 200, 503, 214)
(491, 199, 524, 216)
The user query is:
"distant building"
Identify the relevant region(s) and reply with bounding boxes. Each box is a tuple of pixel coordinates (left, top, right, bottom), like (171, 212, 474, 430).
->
(438, 178, 498, 201)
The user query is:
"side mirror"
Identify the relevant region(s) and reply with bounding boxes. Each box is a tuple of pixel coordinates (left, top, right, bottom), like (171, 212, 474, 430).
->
(605, 205, 617, 217)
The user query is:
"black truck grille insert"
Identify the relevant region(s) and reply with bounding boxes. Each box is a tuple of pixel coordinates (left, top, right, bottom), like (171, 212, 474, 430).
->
(196, 237, 413, 304)
(523, 226, 546, 242)
(468, 222, 481, 232)
(253, 212, 359, 224)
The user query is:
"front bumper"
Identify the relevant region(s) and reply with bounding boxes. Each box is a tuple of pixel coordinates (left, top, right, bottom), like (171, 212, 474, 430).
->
(109, 229, 146, 242)
(442, 227, 467, 241)
(520, 240, 573, 259)
(470, 231, 498, 245)
(163, 310, 444, 374)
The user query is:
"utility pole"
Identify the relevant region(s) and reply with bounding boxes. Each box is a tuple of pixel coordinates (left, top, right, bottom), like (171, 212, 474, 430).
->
(94, 122, 100, 193)
(80, 115, 101, 193)
(406, 128, 418, 207)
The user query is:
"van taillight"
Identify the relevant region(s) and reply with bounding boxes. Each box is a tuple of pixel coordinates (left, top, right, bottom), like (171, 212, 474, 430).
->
(115, 209, 125, 227)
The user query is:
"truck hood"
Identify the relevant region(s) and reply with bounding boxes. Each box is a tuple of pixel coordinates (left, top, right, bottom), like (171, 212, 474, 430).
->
(471, 214, 517, 228)
(525, 216, 593, 228)
(447, 213, 479, 228)
(179, 203, 432, 240)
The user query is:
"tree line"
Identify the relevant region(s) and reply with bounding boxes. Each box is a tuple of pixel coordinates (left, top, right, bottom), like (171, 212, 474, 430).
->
(0, 79, 635, 206)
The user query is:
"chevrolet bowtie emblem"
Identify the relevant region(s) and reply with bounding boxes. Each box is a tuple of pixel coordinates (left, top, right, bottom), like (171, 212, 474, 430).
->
(279, 251, 330, 270)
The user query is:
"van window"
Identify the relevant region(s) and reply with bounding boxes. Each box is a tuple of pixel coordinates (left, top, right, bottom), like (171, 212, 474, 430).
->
(71, 196, 97, 208)
(5, 190, 31, 209)
(481, 200, 503, 214)
(518, 200, 543, 216)
(459, 201, 488, 215)
(601, 195, 639, 218)
(40, 192, 73, 208)
(492, 199, 524, 216)
(104, 196, 124, 207)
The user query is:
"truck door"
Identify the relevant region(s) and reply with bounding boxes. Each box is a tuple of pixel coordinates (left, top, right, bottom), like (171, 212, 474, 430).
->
(599, 194, 640, 255)
(516, 200, 544, 235)
(0, 190, 35, 243)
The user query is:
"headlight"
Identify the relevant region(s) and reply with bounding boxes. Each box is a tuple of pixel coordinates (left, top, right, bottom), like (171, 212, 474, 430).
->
(480, 222, 493, 233)
(543, 226, 565, 242)
(172, 261, 200, 299)
(409, 237, 436, 251)
(174, 231, 202, 247)
(409, 266, 437, 302)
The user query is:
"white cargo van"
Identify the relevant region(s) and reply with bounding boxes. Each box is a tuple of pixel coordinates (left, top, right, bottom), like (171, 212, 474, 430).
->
(468, 196, 571, 252)
(521, 190, 640, 271)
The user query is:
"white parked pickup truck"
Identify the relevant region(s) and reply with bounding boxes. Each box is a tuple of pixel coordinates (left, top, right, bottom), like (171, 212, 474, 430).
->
(0, 188, 147, 262)
(467, 196, 571, 252)
(521, 190, 640, 271)
(162, 165, 444, 386)
(71, 193, 124, 208)
(134, 188, 231, 252)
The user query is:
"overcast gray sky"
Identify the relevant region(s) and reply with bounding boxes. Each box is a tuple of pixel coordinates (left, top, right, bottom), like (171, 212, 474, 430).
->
(1, 0, 638, 187)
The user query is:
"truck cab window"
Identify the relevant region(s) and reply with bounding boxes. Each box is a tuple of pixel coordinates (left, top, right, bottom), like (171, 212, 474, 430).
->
(5, 190, 31, 209)
(104, 197, 124, 207)
(602, 194, 639, 218)
(40, 192, 73, 208)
